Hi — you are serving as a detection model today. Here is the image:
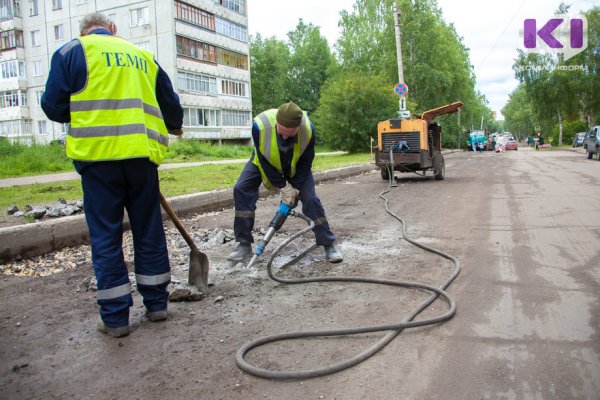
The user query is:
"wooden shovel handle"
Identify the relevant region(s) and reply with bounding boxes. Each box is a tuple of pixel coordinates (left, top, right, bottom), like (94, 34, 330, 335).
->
(159, 193, 201, 253)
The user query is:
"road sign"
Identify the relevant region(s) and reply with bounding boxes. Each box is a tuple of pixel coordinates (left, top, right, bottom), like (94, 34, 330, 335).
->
(394, 83, 409, 96)
(535, 125, 541, 131)
(400, 97, 407, 110)
(399, 110, 411, 119)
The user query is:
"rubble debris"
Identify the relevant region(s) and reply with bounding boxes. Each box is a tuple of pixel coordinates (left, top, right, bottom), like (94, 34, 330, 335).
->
(168, 288, 204, 302)
(6, 198, 83, 220)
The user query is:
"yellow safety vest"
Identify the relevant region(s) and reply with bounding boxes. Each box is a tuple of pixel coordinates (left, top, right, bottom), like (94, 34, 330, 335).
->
(252, 109, 312, 190)
(67, 34, 169, 165)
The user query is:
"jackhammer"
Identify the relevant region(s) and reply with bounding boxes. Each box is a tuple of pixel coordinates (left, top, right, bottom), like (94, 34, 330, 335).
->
(246, 201, 295, 269)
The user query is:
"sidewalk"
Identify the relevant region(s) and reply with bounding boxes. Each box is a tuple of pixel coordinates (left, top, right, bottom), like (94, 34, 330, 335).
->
(0, 152, 346, 188)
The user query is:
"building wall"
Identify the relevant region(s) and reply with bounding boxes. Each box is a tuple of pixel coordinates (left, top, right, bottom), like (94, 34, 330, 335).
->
(0, 0, 252, 144)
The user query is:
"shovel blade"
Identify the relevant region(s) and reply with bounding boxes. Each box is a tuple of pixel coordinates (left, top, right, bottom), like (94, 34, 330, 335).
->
(188, 250, 209, 294)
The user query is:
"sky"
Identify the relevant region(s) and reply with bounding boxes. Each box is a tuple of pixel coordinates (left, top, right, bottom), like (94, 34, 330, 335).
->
(247, 0, 599, 120)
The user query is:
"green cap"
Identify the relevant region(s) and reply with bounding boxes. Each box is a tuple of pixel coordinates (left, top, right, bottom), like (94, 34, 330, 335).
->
(276, 102, 303, 128)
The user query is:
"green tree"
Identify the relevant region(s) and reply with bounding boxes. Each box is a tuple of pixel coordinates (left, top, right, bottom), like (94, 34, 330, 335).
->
(502, 85, 535, 139)
(286, 20, 335, 114)
(315, 71, 397, 152)
(579, 7, 600, 124)
(510, 5, 600, 142)
(249, 34, 291, 115)
(330, 0, 487, 149)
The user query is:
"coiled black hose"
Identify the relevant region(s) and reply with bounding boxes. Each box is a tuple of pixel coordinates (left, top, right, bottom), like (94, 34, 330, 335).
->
(236, 168, 461, 379)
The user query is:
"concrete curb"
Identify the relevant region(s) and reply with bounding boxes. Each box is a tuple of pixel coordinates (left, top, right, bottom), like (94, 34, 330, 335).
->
(0, 164, 376, 262)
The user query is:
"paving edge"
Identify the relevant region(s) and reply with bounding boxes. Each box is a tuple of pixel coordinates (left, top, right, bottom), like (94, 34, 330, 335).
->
(0, 164, 376, 262)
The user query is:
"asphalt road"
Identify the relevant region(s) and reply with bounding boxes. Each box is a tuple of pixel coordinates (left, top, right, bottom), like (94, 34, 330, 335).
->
(1, 147, 598, 399)
(425, 147, 600, 398)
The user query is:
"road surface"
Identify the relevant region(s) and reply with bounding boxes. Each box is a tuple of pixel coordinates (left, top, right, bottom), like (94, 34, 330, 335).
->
(1, 147, 598, 399)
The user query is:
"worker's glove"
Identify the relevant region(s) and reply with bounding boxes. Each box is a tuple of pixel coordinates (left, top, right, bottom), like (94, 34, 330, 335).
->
(168, 128, 184, 136)
(279, 183, 299, 208)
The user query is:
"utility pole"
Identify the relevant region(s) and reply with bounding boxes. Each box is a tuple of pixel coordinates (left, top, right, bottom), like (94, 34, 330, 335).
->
(393, 0, 405, 114)
(457, 108, 461, 149)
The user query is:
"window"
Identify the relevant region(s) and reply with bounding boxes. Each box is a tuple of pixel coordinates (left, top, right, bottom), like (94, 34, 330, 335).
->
(175, 36, 217, 63)
(217, 48, 248, 70)
(28, 0, 37, 16)
(175, 36, 247, 70)
(0, 60, 25, 79)
(52, 0, 61, 10)
(37, 120, 46, 135)
(0, 90, 27, 108)
(31, 30, 40, 46)
(183, 107, 221, 127)
(175, 1, 215, 31)
(0, 0, 21, 19)
(35, 89, 43, 105)
(54, 24, 64, 40)
(32, 60, 41, 76)
(0, 29, 23, 50)
(221, 110, 250, 126)
(216, 17, 247, 41)
(130, 7, 149, 27)
(220, 79, 246, 97)
(0, 120, 32, 136)
(214, 0, 245, 15)
(134, 41, 151, 51)
(178, 71, 216, 94)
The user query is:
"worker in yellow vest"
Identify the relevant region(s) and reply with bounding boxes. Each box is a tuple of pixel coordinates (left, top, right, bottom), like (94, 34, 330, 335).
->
(227, 102, 343, 264)
(41, 13, 183, 338)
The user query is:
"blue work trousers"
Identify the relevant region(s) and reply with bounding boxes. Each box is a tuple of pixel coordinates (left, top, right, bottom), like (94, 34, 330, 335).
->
(77, 159, 170, 328)
(233, 161, 336, 246)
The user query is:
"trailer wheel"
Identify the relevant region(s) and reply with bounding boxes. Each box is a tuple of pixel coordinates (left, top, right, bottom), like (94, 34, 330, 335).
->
(380, 166, 390, 180)
(433, 156, 445, 180)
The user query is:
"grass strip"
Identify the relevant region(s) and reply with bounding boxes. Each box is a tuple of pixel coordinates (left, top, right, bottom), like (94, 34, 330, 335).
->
(0, 153, 371, 217)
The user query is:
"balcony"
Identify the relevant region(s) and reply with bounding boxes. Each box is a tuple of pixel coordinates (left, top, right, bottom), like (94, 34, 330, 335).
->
(0, 0, 22, 25)
(0, 105, 29, 120)
(0, 16, 22, 30)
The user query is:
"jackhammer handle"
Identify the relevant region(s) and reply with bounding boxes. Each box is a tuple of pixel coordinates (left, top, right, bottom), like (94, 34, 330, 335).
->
(159, 192, 201, 253)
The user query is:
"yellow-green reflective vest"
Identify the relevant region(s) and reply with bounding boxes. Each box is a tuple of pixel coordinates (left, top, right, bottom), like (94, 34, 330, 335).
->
(67, 34, 169, 165)
(251, 109, 313, 190)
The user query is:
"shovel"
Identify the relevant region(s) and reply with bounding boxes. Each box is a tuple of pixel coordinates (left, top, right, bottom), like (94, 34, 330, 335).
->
(159, 193, 209, 294)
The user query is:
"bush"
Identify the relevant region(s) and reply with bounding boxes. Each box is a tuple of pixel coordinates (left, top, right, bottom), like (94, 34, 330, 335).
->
(0, 140, 72, 178)
(550, 120, 588, 145)
(315, 71, 397, 153)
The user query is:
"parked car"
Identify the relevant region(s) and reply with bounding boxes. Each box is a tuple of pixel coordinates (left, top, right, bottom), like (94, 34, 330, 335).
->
(505, 138, 518, 151)
(585, 126, 600, 160)
(572, 132, 586, 147)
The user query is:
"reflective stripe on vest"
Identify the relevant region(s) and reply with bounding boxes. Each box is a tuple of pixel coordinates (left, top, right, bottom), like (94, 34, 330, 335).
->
(68, 34, 169, 165)
(251, 109, 312, 189)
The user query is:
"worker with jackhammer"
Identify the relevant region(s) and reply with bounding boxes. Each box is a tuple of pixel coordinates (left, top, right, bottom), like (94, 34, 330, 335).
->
(41, 13, 183, 338)
(227, 101, 343, 264)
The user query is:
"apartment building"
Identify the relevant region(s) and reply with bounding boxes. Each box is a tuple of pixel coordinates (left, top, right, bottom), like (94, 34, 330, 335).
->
(0, 0, 252, 144)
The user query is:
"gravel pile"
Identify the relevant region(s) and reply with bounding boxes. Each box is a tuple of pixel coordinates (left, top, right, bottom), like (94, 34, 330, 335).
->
(6, 199, 84, 221)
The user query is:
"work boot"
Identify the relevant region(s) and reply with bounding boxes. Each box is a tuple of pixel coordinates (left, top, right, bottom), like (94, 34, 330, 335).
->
(324, 245, 343, 263)
(146, 309, 168, 322)
(227, 243, 252, 262)
(97, 317, 130, 338)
